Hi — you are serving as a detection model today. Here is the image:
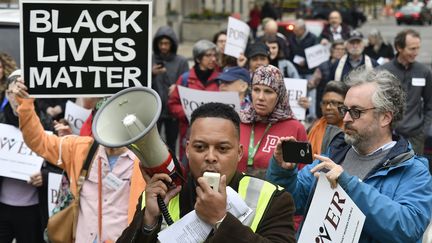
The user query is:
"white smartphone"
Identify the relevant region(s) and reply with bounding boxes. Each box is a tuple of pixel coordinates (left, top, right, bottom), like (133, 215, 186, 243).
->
(203, 172, 220, 192)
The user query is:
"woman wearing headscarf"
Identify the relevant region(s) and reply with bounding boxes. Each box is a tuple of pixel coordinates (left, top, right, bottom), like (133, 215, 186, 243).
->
(239, 65, 307, 179)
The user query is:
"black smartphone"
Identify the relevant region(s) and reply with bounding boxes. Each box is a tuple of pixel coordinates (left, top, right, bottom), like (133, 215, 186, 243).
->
(282, 141, 313, 164)
(157, 61, 165, 67)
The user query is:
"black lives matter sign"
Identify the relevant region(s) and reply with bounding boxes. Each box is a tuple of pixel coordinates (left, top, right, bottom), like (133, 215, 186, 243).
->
(21, 1, 151, 97)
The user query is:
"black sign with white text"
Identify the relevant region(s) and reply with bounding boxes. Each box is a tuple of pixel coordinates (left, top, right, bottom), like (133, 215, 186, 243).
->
(21, 1, 151, 97)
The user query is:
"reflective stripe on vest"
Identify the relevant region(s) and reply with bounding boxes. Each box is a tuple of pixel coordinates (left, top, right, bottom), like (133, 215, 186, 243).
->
(140, 176, 279, 232)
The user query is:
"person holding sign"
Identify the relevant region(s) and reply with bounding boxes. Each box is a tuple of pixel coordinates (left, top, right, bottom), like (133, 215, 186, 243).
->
(0, 70, 50, 243)
(244, 42, 271, 73)
(238, 65, 307, 179)
(11, 78, 146, 242)
(117, 103, 296, 243)
(267, 68, 432, 242)
(168, 40, 220, 162)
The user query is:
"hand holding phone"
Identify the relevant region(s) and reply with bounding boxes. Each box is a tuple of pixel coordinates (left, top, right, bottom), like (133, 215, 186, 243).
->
(203, 172, 220, 192)
(282, 141, 313, 164)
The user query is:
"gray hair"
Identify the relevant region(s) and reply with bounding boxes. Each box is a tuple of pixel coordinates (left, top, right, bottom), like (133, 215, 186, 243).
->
(344, 67, 406, 123)
(192, 39, 217, 63)
(295, 19, 306, 30)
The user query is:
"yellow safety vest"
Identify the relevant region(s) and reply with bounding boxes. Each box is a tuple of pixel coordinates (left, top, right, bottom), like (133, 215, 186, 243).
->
(141, 176, 280, 232)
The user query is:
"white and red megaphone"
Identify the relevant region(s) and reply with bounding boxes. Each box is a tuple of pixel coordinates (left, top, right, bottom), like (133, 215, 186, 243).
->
(91, 87, 185, 187)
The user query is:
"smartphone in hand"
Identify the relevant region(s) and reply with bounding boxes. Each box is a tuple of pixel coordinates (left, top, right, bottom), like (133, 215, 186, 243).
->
(281, 141, 313, 164)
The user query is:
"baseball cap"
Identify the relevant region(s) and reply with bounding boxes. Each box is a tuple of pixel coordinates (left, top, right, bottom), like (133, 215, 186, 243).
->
(216, 66, 251, 84)
(347, 30, 364, 42)
(246, 42, 270, 59)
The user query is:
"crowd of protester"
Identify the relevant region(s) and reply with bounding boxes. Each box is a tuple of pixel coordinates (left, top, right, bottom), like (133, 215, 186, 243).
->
(1, 2, 432, 242)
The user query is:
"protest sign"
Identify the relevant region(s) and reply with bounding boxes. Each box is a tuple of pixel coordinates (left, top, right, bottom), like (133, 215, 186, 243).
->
(20, 0, 152, 97)
(225, 17, 250, 58)
(48, 172, 63, 217)
(298, 173, 365, 243)
(305, 44, 330, 69)
(284, 78, 307, 120)
(0, 123, 47, 181)
(177, 86, 240, 121)
(64, 100, 92, 134)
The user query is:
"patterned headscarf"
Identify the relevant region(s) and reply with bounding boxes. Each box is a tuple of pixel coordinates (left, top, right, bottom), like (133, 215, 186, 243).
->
(240, 65, 294, 123)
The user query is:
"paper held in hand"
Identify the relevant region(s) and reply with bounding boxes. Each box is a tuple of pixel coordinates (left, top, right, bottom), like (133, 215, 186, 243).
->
(157, 187, 253, 243)
(0, 123, 48, 181)
(224, 17, 250, 58)
(298, 173, 365, 243)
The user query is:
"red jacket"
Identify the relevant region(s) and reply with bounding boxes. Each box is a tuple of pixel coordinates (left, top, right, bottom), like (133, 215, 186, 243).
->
(238, 119, 307, 172)
(168, 67, 220, 159)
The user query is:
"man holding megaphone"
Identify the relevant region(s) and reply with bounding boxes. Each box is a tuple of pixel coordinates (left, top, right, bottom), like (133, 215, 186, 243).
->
(117, 103, 296, 243)
(10, 78, 146, 243)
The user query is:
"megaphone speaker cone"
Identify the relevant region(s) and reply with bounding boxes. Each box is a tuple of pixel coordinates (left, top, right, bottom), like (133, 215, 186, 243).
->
(92, 86, 169, 167)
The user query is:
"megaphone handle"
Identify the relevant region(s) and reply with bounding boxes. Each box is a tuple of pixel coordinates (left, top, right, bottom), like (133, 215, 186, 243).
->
(157, 195, 174, 225)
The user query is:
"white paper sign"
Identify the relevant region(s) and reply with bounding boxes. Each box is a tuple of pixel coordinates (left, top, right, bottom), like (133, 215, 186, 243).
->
(293, 55, 305, 65)
(158, 187, 252, 243)
(298, 173, 365, 243)
(305, 44, 330, 69)
(48, 172, 63, 217)
(178, 86, 240, 122)
(284, 78, 308, 120)
(64, 100, 92, 135)
(0, 123, 45, 181)
(225, 17, 250, 58)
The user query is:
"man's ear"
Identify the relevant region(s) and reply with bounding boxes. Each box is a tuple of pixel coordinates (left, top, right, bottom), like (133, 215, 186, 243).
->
(238, 144, 244, 162)
(185, 140, 190, 158)
(240, 81, 249, 93)
(381, 111, 393, 128)
(395, 45, 402, 54)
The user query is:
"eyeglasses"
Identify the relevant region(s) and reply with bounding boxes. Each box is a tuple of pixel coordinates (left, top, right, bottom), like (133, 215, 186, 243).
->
(338, 106, 376, 119)
(320, 100, 344, 108)
(203, 53, 217, 58)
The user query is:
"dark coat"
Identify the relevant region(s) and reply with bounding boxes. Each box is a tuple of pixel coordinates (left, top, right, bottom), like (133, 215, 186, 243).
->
(116, 172, 296, 243)
(152, 26, 189, 119)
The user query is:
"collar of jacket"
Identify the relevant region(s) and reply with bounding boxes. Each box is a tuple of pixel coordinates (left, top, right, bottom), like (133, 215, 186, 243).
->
(328, 132, 414, 173)
(393, 55, 415, 70)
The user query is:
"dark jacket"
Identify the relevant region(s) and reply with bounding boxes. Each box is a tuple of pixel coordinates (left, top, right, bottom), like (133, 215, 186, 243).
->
(364, 43, 395, 61)
(380, 58, 432, 136)
(117, 172, 296, 243)
(319, 23, 351, 42)
(288, 31, 319, 75)
(152, 26, 189, 119)
(329, 54, 379, 81)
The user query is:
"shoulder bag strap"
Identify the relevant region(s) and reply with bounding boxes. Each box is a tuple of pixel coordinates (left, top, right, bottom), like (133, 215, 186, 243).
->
(76, 140, 99, 197)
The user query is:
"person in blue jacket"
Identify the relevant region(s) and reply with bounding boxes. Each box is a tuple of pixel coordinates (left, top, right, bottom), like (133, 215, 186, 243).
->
(266, 67, 432, 243)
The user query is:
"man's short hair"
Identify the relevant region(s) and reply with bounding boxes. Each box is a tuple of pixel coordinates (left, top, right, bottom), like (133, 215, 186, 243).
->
(394, 29, 421, 50)
(344, 67, 406, 123)
(190, 103, 241, 138)
(323, 80, 349, 98)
